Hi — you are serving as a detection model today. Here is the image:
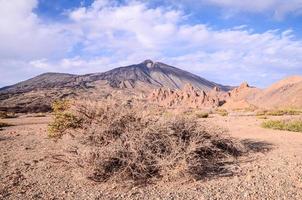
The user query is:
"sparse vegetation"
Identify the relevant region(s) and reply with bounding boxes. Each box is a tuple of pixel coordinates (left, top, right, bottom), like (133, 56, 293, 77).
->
(49, 100, 243, 184)
(196, 112, 209, 118)
(216, 109, 228, 116)
(261, 120, 302, 132)
(257, 109, 302, 116)
(48, 100, 82, 138)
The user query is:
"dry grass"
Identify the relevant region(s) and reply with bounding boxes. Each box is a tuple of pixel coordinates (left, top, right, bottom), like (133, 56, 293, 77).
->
(261, 120, 302, 132)
(257, 109, 302, 116)
(50, 100, 243, 184)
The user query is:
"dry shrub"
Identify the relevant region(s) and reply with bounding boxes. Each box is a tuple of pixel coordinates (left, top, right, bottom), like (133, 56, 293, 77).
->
(48, 100, 82, 138)
(196, 112, 209, 118)
(262, 120, 302, 132)
(257, 109, 302, 116)
(216, 109, 228, 116)
(51, 100, 243, 184)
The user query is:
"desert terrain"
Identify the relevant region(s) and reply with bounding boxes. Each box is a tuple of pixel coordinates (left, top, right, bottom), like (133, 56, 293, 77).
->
(1, 112, 302, 200)
(2, 1, 302, 199)
(0, 61, 302, 200)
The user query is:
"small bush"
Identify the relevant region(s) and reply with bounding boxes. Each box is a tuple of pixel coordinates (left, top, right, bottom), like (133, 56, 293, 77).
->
(48, 100, 82, 138)
(257, 109, 302, 116)
(216, 109, 228, 116)
(52, 100, 243, 184)
(261, 120, 302, 132)
(196, 112, 209, 118)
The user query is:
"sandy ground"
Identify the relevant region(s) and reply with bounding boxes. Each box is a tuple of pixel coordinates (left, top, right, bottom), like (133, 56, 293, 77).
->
(0, 114, 302, 200)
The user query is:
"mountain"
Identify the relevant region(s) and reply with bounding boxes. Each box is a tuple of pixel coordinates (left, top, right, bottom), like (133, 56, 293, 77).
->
(253, 76, 302, 109)
(0, 60, 230, 112)
(222, 76, 302, 110)
(94, 60, 231, 91)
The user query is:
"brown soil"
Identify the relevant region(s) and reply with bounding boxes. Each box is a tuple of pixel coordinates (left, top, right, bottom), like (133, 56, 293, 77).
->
(1, 114, 302, 199)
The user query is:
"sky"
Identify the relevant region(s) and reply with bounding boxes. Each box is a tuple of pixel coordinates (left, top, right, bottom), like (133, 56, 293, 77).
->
(0, 0, 302, 88)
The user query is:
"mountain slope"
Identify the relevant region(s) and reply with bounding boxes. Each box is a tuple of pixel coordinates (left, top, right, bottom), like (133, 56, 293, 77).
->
(0, 60, 230, 112)
(75, 60, 230, 91)
(0, 60, 229, 93)
(0, 73, 78, 94)
(254, 76, 302, 109)
(222, 76, 302, 110)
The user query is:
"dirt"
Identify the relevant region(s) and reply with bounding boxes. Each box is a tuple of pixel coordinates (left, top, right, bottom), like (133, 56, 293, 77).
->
(1, 114, 302, 199)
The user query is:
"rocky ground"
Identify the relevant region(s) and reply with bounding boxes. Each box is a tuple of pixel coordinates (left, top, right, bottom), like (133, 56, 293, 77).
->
(0, 114, 302, 200)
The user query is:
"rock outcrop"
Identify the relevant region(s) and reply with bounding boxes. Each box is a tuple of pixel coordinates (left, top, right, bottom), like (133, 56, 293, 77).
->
(149, 84, 222, 108)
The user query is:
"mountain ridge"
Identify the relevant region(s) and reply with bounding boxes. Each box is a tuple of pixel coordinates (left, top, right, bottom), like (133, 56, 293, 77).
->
(0, 60, 231, 112)
(0, 60, 231, 93)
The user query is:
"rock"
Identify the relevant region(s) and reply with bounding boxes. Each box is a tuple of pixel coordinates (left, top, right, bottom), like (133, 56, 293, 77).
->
(149, 84, 220, 108)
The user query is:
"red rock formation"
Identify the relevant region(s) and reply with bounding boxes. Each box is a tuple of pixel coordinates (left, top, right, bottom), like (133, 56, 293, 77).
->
(149, 84, 220, 108)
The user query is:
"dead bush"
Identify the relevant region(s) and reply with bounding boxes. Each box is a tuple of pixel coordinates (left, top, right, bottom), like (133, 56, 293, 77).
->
(51, 100, 243, 184)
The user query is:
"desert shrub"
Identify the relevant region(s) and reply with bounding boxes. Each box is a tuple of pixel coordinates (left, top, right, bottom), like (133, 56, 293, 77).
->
(261, 120, 302, 132)
(257, 109, 302, 116)
(196, 112, 209, 118)
(51, 100, 243, 184)
(216, 109, 228, 116)
(48, 100, 82, 138)
(51, 100, 71, 113)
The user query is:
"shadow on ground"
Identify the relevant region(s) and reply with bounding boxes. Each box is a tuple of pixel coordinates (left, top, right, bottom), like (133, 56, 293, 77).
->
(194, 139, 274, 180)
(241, 139, 274, 153)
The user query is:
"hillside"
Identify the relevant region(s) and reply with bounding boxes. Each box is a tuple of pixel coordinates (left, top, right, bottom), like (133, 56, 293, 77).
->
(223, 76, 302, 110)
(254, 76, 302, 109)
(0, 60, 230, 112)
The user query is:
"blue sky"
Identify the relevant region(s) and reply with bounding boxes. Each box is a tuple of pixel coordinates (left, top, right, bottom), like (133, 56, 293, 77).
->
(0, 0, 302, 88)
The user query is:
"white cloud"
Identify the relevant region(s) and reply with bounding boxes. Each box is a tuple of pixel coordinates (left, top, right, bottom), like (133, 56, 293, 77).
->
(200, 0, 302, 19)
(0, 0, 302, 88)
(65, 0, 302, 86)
(0, 0, 75, 61)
